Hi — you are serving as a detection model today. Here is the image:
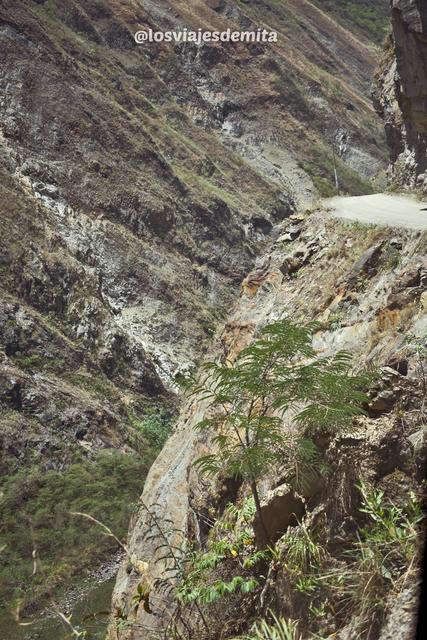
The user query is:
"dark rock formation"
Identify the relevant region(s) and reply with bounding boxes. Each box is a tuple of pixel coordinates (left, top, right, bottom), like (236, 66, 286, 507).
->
(373, 0, 427, 191)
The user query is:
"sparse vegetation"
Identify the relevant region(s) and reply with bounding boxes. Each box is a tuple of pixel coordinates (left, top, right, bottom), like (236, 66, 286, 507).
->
(0, 452, 150, 615)
(176, 499, 265, 608)
(188, 319, 370, 538)
(274, 482, 424, 639)
(128, 408, 173, 451)
(311, 0, 389, 45)
(312, 175, 337, 198)
(131, 498, 272, 638)
(123, 476, 423, 640)
(235, 613, 303, 640)
(299, 152, 374, 198)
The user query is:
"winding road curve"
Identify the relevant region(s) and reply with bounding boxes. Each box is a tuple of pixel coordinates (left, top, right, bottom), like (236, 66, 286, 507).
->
(327, 193, 427, 231)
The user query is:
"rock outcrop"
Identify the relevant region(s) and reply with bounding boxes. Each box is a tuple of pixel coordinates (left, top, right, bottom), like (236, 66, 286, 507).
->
(110, 209, 426, 639)
(373, 0, 427, 191)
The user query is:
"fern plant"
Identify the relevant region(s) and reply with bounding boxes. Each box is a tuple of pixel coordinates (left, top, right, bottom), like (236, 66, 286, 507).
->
(188, 319, 370, 542)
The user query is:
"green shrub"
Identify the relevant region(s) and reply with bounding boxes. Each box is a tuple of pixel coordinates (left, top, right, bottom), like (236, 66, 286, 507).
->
(188, 319, 370, 542)
(132, 409, 173, 451)
(251, 615, 302, 640)
(233, 613, 302, 640)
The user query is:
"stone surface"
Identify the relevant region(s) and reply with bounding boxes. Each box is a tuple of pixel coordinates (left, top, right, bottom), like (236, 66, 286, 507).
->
(373, 0, 427, 191)
(253, 484, 305, 547)
(378, 585, 420, 640)
(110, 209, 426, 638)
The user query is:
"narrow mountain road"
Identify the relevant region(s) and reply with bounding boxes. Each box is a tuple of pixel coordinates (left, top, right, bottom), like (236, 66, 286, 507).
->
(327, 193, 427, 231)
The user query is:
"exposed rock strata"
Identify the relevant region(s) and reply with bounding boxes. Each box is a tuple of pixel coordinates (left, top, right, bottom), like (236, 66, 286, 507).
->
(373, 0, 427, 191)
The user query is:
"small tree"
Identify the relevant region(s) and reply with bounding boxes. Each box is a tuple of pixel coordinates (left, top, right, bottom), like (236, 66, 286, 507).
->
(189, 319, 371, 543)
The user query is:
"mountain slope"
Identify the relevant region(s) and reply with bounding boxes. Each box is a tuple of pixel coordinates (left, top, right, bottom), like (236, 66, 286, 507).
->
(0, 0, 388, 469)
(0, 0, 390, 622)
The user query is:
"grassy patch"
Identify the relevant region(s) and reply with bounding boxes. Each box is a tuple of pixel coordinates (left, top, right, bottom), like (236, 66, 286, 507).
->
(312, 175, 338, 198)
(0, 452, 150, 614)
(310, 0, 389, 45)
(67, 371, 122, 403)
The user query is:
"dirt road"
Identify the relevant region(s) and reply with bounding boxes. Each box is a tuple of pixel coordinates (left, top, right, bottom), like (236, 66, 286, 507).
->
(327, 194, 427, 231)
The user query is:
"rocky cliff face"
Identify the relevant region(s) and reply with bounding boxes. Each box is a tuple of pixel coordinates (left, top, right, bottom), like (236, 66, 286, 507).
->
(373, 0, 427, 191)
(110, 210, 426, 638)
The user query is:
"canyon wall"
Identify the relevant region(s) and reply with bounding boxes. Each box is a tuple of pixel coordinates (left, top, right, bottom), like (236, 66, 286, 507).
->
(373, 0, 427, 191)
(110, 207, 426, 639)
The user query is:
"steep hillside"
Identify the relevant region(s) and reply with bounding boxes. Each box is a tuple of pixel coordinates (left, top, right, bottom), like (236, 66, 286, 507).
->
(311, 0, 389, 44)
(0, 0, 387, 472)
(0, 0, 390, 625)
(110, 209, 426, 640)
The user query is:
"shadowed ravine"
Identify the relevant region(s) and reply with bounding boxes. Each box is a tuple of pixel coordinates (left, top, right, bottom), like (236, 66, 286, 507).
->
(0, 577, 114, 640)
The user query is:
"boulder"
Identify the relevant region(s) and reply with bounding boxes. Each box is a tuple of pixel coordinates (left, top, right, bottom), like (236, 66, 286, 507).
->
(253, 484, 305, 547)
(345, 243, 384, 289)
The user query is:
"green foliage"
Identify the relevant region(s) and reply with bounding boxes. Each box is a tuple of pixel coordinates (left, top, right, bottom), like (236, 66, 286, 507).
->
(131, 581, 152, 614)
(312, 175, 337, 199)
(130, 409, 173, 451)
(251, 615, 301, 640)
(357, 481, 423, 571)
(275, 483, 424, 637)
(279, 518, 328, 601)
(10, 353, 44, 370)
(327, 483, 424, 634)
(137, 498, 271, 637)
(284, 520, 325, 577)
(0, 452, 149, 613)
(176, 499, 268, 607)
(310, 0, 389, 45)
(180, 574, 259, 606)
(189, 319, 370, 526)
(233, 612, 302, 640)
(299, 151, 374, 198)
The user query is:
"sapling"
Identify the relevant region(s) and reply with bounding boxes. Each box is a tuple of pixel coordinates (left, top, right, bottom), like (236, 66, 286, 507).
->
(188, 319, 370, 544)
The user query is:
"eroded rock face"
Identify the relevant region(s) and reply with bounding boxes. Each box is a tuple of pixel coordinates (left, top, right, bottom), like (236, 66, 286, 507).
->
(378, 585, 420, 640)
(253, 484, 305, 547)
(0, 0, 387, 476)
(110, 209, 426, 638)
(373, 0, 427, 191)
